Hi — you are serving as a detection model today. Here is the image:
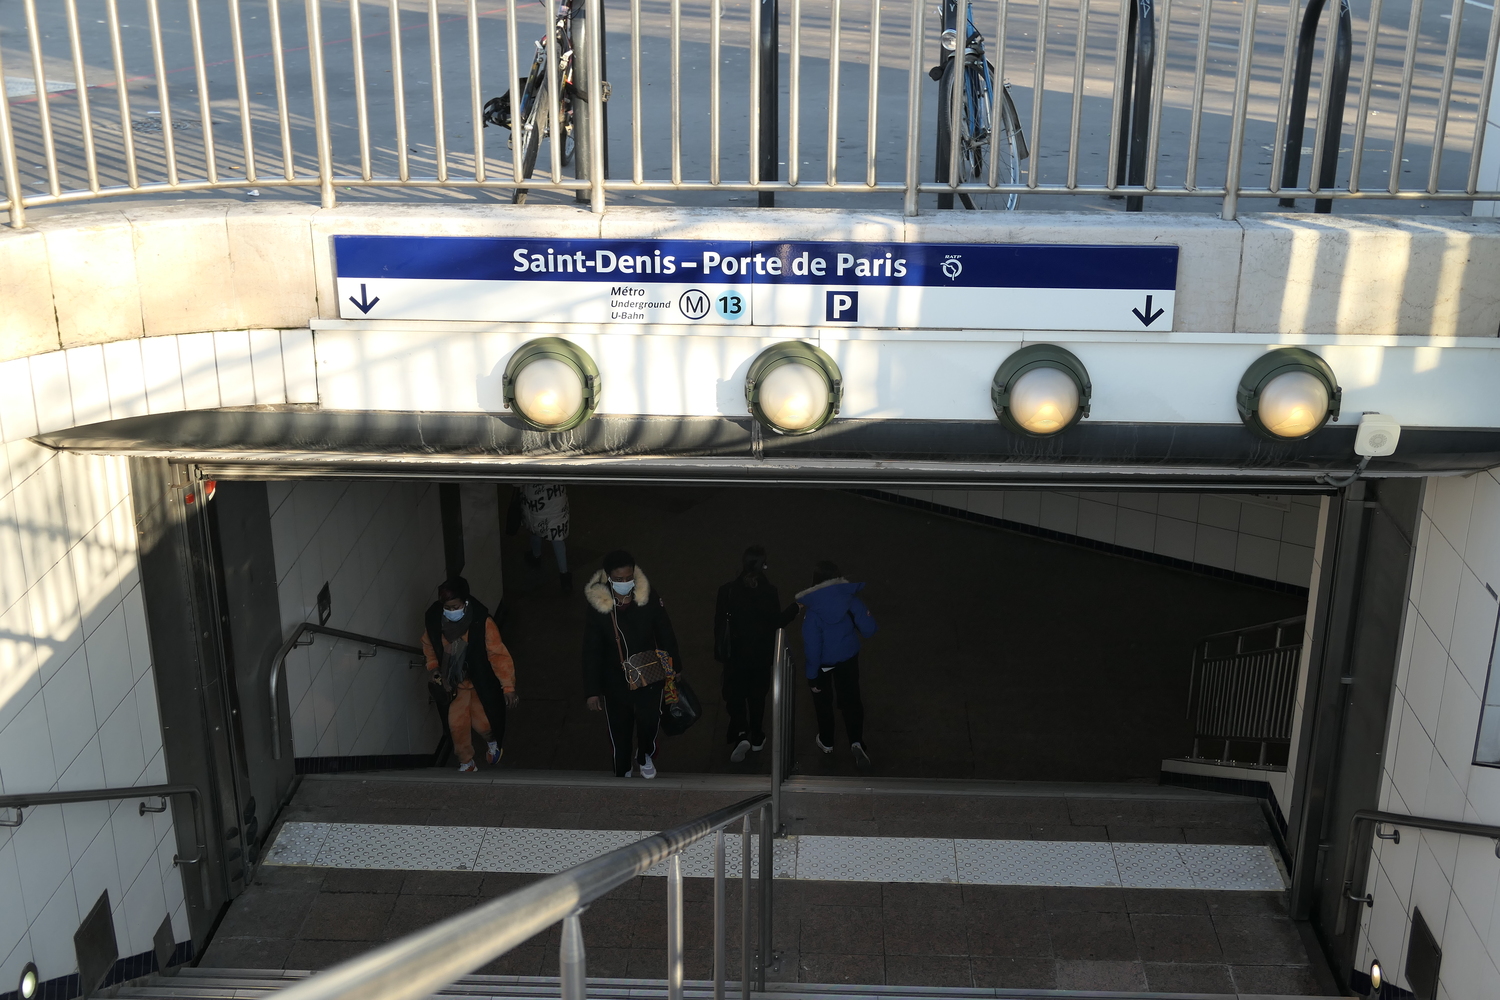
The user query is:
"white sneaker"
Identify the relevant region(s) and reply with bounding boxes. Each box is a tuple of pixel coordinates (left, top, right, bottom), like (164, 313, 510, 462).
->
(639, 755, 657, 779)
(751, 738, 766, 752)
(815, 735, 833, 754)
(730, 739, 751, 763)
(458, 760, 478, 773)
(852, 742, 871, 768)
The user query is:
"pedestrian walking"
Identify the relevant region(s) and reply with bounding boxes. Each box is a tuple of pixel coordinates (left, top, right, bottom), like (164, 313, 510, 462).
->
(796, 560, 878, 767)
(582, 550, 683, 778)
(714, 545, 799, 763)
(422, 577, 519, 772)
(519, 483, 572, 594)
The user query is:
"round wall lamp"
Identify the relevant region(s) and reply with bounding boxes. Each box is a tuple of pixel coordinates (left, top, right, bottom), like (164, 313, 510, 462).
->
(1237, 347, 1341, 440)
(502, 337, 601, 431)
(19, 962, 39, 1000)
(745, 342, 843, 435)
(1369, 959, 1383, 992)
(991, 344, 1092, 436)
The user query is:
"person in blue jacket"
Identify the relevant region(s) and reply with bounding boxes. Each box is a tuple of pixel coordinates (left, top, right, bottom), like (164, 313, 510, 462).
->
(795, 560, 878, 767)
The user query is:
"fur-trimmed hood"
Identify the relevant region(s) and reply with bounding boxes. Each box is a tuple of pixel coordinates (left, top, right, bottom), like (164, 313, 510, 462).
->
(795, 576, 849, 601)
(584, 566, 652, 613)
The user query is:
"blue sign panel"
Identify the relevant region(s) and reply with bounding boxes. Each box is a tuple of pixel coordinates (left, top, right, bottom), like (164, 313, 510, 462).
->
(333, 235, 1179, 331)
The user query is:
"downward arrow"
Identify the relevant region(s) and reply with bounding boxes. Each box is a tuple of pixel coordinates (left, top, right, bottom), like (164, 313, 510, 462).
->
(1132, 294, 1165, 327)
(349, 283, 380, 315)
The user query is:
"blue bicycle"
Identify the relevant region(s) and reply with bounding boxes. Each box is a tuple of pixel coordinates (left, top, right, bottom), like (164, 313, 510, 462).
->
(932, 0, 1027, 210)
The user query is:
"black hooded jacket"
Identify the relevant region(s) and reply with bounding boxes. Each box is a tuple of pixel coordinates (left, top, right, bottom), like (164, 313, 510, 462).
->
(581, 567, 683, 699)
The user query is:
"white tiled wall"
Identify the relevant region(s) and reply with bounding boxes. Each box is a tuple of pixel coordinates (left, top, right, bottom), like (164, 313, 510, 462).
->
(1357, 473, 1500, 998)
(883, 489, 1321, 587)
(269, 481, 445, 759)
(0, 426, 186, 984)
(0, 330, 316, 444)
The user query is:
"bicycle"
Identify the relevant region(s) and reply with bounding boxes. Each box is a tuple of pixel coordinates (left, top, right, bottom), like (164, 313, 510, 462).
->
(483, 0, 607, 205)
(931, 0, 1028, 210)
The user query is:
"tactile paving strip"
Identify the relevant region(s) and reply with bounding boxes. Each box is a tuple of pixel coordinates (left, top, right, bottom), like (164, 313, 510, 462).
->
(265, 822, 1286, 890)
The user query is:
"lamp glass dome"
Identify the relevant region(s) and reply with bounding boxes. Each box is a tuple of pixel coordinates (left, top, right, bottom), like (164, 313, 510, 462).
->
(758, 361, 830, 432)
(1009, 367, 1080, 435)
(1369, 960, 1382, 991)
(513, 357, 585, 427)
(1257, 370, 1330, 438)
(19, 964, 38, 1000)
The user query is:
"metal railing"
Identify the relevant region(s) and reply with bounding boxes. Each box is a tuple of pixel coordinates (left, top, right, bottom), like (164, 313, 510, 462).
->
(1, 0, 1497, 224)
(1185, 615, 1304, 769)
(0, 783, 207, 867)
(269, 792, 775, 1000)
(769, 627, 797, 833)
(1335, 808, 1500, 933)
(268, 622, 424, 760)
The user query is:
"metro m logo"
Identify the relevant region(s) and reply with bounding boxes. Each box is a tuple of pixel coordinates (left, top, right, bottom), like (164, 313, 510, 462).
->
(678, 288, 712, 320)
(825, 290, 859, 322)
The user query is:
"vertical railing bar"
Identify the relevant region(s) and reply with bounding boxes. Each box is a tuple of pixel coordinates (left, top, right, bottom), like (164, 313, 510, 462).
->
(351, 0, 372, 181)
(827, 0, 844, 185)
(543, 0, 562, 184)
(145, 0, 179, 187)
(1028, 0, 1050, 188)
(559, 912, 587, 1000)
(105, 0, 140, 189)
(1347, 0, 1383, 194)
(1185, 0, 1212, 190)
(770, 630, 785, 832)
(62, 0, 99, 193)
(1427, 0, 1466, 193)
(714, 830, 727, 1000)
(1308, 1, 1340, 194)
(306, 0, 336, 206)
(268, 0, 297, 180)
(22, 0, 59, 196)
(0, 40, 24, 226)
(947, 0, 967, 192)
(1144, 0, 1173, 189)
(903, 0, 925, 213)
(789, 0, 802, 185)
(1220, 0, 1257, 217)
(634, 0, 646, 184)
(1067, 0, 1092, 189)
(1104, 0, 1132, 190)
(188, 0, 220, 184)
(667, 853, 684, 1000)
(751, 0, 763, 184)
(865, 0, 882, 186)
(740, 815, 752, 1000)
(429, 0, 450, 182)
(987, 0, 1010, 187)
(672, 0, 682, 185)
(1467, 5, 1500, 193)
(1388, 0, 1422, 194)
(389, 0, 411, 181)
(757, 804, 772, 991)
(468, 0, 484, 183)
(586, 0, 605, 209)
(504, 0, 521, 188)
(1269, 0, 1302, 194)
(228, 0, 259, 183)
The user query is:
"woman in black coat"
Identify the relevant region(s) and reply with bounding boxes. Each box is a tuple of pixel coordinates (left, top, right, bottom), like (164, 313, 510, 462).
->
(713, 545, 799, 762)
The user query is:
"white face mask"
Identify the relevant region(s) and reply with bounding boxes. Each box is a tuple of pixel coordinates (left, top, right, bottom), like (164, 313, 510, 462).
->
(610, 578, 635, 595)
(442, 603, 467, 621)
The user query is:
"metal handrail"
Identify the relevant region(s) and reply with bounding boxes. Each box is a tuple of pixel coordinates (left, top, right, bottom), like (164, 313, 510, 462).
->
(270, 793, 774, 1000)
(0, 784, 207, 866)
(1336, 808, 1500, 933)
(269, 623, 423, 761)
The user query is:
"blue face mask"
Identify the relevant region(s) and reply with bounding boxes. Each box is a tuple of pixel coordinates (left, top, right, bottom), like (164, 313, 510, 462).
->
(442, 603, 467, 621)
(610, 579, 635, 595)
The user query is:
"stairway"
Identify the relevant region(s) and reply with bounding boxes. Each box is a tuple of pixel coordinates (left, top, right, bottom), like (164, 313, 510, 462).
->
(115, 967, 1342, 1000)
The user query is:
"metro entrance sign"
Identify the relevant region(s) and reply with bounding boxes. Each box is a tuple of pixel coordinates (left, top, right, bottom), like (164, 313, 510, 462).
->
(333, 235, 1179, 332)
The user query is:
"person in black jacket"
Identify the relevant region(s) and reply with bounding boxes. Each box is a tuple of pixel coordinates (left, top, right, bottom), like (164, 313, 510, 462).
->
(714, 545, 799, 763)
(582, 549, 683, 778)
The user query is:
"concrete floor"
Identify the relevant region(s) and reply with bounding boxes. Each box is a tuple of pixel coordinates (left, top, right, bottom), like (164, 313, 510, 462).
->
(487, 486, 1305, 782)
(204, 774, 1339, 995)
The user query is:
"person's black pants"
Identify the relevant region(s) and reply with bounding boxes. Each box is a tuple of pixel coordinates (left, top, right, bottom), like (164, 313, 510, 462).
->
(722, 661, 770, 745)
(602, 683, 664, 776)
(809, 654, 864, 746)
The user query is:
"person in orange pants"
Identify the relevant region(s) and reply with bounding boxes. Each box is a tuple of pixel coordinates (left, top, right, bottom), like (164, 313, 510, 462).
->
(422, 577, 518, 772)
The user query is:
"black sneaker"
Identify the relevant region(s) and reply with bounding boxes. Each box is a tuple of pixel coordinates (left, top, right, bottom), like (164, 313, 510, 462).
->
(851, 742, 871, 767)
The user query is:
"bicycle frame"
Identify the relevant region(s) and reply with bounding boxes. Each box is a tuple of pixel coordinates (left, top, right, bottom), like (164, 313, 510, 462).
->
(938, 0, 994, 139)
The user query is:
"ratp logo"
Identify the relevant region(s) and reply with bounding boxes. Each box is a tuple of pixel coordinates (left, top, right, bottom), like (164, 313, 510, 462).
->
(940, 257, 963, 281)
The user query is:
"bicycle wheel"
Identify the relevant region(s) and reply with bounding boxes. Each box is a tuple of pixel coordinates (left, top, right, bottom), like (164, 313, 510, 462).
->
(934, 57, 964, 210)
(511, 75, 546, 205)
(935, 58, 988, 210)
(991, 84, 1023, 211)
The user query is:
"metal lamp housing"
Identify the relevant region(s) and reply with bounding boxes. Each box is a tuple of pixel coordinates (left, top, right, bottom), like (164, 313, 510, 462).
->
(990, 344, 1093, 436)
(745, 342, 844, 436)
(1236, 347, 1342, 440)
(502, 337, 602, 432)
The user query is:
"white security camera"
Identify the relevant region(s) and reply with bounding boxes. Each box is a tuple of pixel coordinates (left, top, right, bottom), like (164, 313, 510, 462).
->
(1354, 413, 1401, 457)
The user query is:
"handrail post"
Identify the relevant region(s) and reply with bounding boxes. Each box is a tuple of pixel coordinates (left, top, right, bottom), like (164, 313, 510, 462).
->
(0, 37, 24, 228)
(667, 853, 684, 1000)
(1220, 0, 1259, 220)
(1279, 0, 1327, 207)
(740, 816, 752, 1000)
(903, 0, 926, 216)
(585, 0, 607, 212)
(1113, 0, 1154, 211)
(757, 0, 779, 206)
(1312, 0, 1352, 213)
(560, 912, 587, 1000)
(757, 803, 772, 990)
(713, 830, 727, 1000)
(771, 628, 785, 834)
(304, 0, 336, 208)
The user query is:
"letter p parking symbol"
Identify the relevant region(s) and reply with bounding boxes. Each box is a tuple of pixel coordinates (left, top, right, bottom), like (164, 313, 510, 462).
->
(825, 290, 859, 322)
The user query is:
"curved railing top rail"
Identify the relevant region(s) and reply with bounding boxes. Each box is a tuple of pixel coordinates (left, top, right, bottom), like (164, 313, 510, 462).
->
(269, 623, 423, 761)
(269, 792, 773, 1000)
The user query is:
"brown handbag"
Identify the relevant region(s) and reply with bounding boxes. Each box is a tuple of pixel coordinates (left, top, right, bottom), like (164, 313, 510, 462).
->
(612, 607, 675, 690)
